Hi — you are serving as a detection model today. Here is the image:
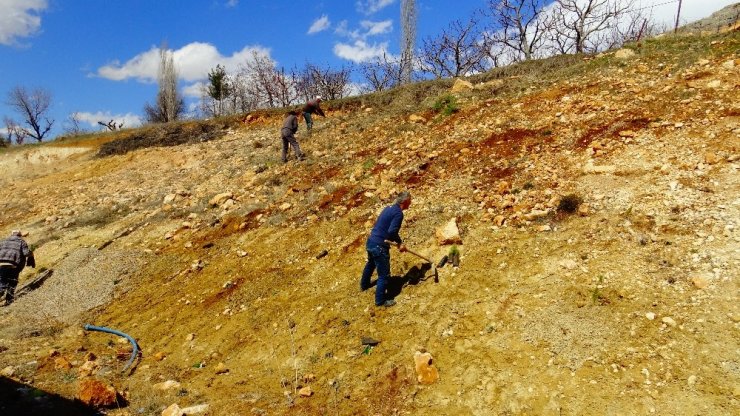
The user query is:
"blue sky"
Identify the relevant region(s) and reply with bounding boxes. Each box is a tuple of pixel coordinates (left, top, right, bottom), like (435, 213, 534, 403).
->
(0, 0, 734, 138)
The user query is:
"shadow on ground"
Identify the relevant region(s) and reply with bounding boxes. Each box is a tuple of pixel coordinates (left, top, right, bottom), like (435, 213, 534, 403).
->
(0, 376, 102, 416)
(386, 263, 433, 299)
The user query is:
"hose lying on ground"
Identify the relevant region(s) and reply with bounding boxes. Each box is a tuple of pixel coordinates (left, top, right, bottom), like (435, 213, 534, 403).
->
(83, 324, 140, 372)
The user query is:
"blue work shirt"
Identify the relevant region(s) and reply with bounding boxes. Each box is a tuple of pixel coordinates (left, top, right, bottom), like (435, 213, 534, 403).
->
(367, 204, 404, 248)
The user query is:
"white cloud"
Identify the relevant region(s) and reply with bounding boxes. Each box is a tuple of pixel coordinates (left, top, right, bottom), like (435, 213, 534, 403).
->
(73, 111, 142, 129)
(333, 40, 390, 63)
(356, 0, 396, 15)
(308, 15, 331, 34)
(96, 42, 272, 83)
(225, 0, 239, 7)
(361, 20, 393, 36)
(182, 81, 207, 98)
(0, 0, 48, 46)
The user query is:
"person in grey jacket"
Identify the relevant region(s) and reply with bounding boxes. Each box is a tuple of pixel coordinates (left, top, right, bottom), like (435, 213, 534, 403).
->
(281, 110, 305, 163)
(0, 230, 35, 306)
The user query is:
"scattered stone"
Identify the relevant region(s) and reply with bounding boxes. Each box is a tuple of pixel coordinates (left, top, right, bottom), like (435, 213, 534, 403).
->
(1, 366, 15, 377)
(408, 114, 427, 123)
(523, 209, 549, 221)
(619, 130, 636, 137)
(162, 403, 184, 416)
(316, 250, 329, 259)
(559, 259, 578, 270)
(493, 215, 506, 226)
(450, 78, 474, 92)
(706, 80, 721, 89)
(153, 351, 167, 361)
(361, 336, 380, 346)
(414, 351, 440, 385)
(578, 203, 590, 216)
(687, 375, 697, 385)
(614, 48, 636, 59)
(49, 349, 60, 357)
(721, 59, 735, 69)
(153, 380, 181, 391)
(436, 218, 462, 245)
(209, 192, 233, 207)
(214, 362, 229, 374)
(645, 312, 656, 320)
(496, 181, 511, 195)
(181, 404, 210, 414)
(186, 333, 195, 342)
(78, 360, 99, 377)
(299, 386, 313, 397)
(691, 274, 710, 289)
(77, 378, 118, 407)
(704, 152, 721, 164)
(583, 162, 616, 174)
(662, 317, 677, 327)
(279, 202, 292, 211)
(55, 356, 73, 370)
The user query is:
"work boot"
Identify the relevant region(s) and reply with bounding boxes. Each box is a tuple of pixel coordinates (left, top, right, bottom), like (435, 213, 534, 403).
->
(380, 300, 396, 307)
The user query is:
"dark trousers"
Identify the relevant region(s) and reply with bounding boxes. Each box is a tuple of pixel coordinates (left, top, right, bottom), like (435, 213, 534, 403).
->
(361, 245, 391, 306)
(281, 133, 303, 162)
(302, 112, 313, 130)
(0, 266, 21, 305)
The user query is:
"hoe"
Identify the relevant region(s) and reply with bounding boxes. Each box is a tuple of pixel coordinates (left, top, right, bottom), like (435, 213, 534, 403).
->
(385, 240, 439, 283)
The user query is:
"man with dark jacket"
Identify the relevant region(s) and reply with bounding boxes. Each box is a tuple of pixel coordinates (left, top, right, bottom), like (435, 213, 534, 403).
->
(302, 96, 325, 131)
(0, 230, 35, 306)
(360, 192, 411, 307)
(281, 110, 304, 163)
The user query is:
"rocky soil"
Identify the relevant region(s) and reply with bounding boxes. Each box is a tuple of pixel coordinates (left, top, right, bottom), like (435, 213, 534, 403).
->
(0, 30, 738, 415)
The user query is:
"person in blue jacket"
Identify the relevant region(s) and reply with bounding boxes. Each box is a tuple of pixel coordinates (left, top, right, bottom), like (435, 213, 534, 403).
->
(360, 192, 411, 307)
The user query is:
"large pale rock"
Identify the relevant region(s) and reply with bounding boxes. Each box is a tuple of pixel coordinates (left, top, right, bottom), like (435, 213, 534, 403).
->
(78, 360, 99, 377)
(1, 366, 15, 377)
(209, 192, 233, 206)
(55, 356, 73, 370)
(298, 386, 313, 397)
(153, 380, 181, 391)
(77, 379, 118, 407)
(614, 48, 636, 59)
(408, 114, 427, 123)
(583, 162, 616, 174)
(451, 78, 474, 92)
(436, 218, 462, 245)
(414, 351, 439, 385)
(162, 404, 184, 416)
(181, 404, 210, 414)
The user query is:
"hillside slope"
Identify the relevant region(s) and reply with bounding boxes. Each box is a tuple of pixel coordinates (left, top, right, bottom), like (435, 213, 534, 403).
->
(0, 31, 738, 415)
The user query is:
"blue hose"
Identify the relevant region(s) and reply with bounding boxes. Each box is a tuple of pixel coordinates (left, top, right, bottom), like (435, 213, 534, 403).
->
(83, 324, 140, 372)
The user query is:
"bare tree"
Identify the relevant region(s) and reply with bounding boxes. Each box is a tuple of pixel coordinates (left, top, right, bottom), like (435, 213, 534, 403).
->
(400, 0, 417, 84)
(97, 119, 123, 131)
(3, 117, 27, 145)
(63, 113, 87, 136)
(484, 0, 549, 62)
(547, 0, 632, 54)
(418, 17, 488, 78)
(308, 63, 353, 100)
(6, 86, 54, 142)
(241, 51, 280, 108)
(607, 7, 661, 48)
(144, 45, 184, 123)
(360, 53, 404, 92)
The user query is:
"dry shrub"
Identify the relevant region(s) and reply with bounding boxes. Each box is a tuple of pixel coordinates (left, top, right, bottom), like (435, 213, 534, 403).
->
(558, 194, 583, 214)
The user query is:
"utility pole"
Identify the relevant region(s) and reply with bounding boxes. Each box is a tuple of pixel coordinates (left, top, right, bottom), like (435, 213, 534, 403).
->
(674, 0, 683, 33)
